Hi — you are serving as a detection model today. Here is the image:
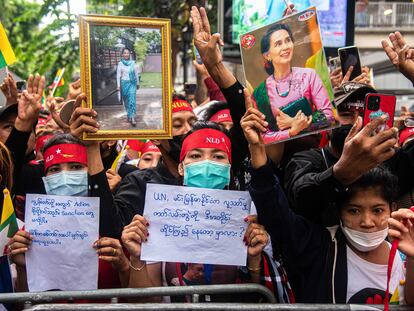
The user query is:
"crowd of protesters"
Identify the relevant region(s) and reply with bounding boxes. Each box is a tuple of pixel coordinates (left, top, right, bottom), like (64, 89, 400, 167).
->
(0, 4, 414, 309)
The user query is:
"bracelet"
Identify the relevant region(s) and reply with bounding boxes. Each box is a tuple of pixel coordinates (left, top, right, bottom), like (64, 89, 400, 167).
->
(247, 265, 261, 272)
(129, 261, 146, 271)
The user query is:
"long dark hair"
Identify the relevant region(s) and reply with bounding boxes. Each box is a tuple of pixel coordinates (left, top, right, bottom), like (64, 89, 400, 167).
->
(261, 24, 294, 75)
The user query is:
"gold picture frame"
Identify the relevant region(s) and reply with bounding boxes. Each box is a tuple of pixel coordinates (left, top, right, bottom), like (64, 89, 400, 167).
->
(79, 14, 172, 140)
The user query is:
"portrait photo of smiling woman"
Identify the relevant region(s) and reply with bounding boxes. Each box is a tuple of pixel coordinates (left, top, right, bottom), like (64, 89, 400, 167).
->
(240, 7, 339, 144)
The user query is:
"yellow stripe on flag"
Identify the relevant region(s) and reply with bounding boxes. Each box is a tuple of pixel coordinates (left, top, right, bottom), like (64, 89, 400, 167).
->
(0, 22, 16, 66)
(0, 189, 13, 225)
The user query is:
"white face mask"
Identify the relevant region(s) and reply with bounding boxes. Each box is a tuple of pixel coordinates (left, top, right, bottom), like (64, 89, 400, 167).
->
(340, 223, 388, 252)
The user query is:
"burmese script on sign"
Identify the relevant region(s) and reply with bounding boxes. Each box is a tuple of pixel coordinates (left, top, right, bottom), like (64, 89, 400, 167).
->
(141, 184, 251, 266)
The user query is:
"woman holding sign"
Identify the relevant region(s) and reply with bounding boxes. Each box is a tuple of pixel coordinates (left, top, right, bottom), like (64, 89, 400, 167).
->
(8, 94, 131, 292)
(122, 121, 291, 303)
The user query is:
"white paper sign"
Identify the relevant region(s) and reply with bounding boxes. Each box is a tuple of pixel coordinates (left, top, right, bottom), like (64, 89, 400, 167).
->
(141, 184, 251, 266)
(25, 194, 100, 292)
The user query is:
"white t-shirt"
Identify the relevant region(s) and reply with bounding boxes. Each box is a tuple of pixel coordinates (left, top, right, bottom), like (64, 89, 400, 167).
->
(346, 243, 406, 304)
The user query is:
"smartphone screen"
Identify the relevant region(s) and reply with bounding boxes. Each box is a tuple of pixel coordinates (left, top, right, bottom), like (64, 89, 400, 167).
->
(193, 46, 203, 65)
(363, 93, 396, 133)
(16, 80, 26, 93)
(338, 46, 362, 81)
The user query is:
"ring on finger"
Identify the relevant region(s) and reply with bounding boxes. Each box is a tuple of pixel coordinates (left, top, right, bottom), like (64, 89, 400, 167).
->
(112, 248, 116, 256)
(8, 245, 12, 252)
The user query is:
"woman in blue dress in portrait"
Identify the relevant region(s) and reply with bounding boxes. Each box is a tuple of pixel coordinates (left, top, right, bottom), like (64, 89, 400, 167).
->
(117, 48, 139, 126)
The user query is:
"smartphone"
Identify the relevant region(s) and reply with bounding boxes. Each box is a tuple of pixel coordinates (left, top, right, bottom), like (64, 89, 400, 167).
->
(328, 57, 341, 73)
(338, 46, 362, 81)
(184, 83, 197, 96)
(363, 93, 396, 133)
(16, 80, 26, 93)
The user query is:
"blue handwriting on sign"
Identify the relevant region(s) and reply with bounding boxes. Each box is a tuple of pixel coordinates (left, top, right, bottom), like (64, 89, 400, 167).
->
(153, 208, 199, 222)
(153, 192, 168, 201)
(32, 206, 60, 218)
(204, 210, 231, 225)
(173, 193, 220, 207)
(160, 224, 192, 237)
(223, 198, 249, 211)
(29, 229, 89, 241)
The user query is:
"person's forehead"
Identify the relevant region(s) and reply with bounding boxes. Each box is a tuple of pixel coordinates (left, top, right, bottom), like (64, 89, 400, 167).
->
(172, 110, 196, 121)
(188, 147, 226, 154)
(270, 29, 290, 41)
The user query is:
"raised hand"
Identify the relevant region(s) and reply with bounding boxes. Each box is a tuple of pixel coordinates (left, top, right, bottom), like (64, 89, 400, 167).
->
(240, 89, 267, 146)
(191, 6, 223, 71)
(388, 208, 414, 259)
(67, 79, 82, 100)
(0, 73, 18, 105)
(333, 116, 398, 185)
(106, 169, 122, 193)
(381, 32, 414, 84)
(15, 74, 45, 132)
(121, 215, 149, 258)
(244, 215, 269, 259)
(68, 93, 99, 140)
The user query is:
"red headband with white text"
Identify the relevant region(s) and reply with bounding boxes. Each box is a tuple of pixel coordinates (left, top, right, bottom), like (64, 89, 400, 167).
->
(172, 99, 194, 114)
(209, 109, 233, 123)
(180, 128, 232, 163)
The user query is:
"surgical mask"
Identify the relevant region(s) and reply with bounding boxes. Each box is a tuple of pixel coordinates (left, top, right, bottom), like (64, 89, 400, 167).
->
(43, 171, 88, 197)
(167, 134, 185, 163)
(341, 223, 388, 252)
(183, 160, 231, 189)
(330, 124, 353, 154)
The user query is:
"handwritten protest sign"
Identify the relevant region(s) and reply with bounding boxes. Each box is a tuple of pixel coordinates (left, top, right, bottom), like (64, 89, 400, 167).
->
(25, 194, 99, 292)
(141, 184, 251, 266)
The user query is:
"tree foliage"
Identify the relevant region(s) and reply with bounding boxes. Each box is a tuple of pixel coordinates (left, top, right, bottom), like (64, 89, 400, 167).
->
(1, 0, 79, 96)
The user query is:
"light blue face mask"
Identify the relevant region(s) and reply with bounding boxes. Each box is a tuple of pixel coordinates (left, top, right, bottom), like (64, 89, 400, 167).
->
(42, 171, 88, 197)
(183, 160, 231, 189)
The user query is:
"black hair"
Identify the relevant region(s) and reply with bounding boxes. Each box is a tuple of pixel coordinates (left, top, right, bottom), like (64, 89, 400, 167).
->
(172, 93, 187, 101)
(203, 101, 229, 122)
(337, 166, 399, 208)
(184, 120, 231, 141)
(121, 47, 131, 55)
(261, 23, 294, 75)
(42, 133, 85, 154)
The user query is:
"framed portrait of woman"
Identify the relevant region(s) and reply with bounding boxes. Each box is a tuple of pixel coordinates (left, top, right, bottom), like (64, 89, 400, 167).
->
(240, 7, 339, 145)
(79, 15, 172, 140)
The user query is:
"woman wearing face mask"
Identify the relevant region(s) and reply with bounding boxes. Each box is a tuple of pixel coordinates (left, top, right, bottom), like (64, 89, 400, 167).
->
(121, 122, 288, 303)
(242, 106, 406, 304)
(8, 99, 131, 292)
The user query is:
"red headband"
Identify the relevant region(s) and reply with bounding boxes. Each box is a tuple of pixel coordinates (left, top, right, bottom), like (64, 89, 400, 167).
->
(35, 134, 53, 154)
(172, 99, 194, 114)
(399, 127, 414, 145)
(141, 141, 160, 155)
(126, 140, 145, 152)
(209, 109, 233, 124)
(37, 118, 47, 126)
(43, 144, 88, 172)
(180, 128, 232, 163)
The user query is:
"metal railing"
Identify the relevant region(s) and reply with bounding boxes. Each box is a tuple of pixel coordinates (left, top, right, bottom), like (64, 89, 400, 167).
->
(24, 303, 414, 311)
(355, 2, 414, 29)
(0, 284, 276, 308)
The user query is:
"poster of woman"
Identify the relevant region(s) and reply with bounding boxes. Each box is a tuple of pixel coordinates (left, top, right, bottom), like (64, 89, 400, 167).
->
(240, 7, 339, 145)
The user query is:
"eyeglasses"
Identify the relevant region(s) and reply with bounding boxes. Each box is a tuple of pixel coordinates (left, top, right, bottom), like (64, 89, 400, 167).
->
(404, 117, 414, 128)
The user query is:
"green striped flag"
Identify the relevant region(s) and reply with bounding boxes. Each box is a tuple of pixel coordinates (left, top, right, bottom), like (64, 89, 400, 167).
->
(0, 22, 17, 69)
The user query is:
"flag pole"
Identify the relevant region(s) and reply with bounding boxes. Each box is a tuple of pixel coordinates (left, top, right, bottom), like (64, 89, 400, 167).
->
(50, 67, 65, 97)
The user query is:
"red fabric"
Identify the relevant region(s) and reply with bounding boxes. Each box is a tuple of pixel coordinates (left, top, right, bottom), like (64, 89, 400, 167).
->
(204, 77, 226, 102)
(180, 128, 232, 163)
(37, 118, 47, 126)
(399, 127, 414, 145)
(141, 141, 160, 155)
(35, 134, 53, 154)
(172, 99, 194, 114)
(43, 143, 87, 172)
(319, 130, 329, 148)
(126, 140, 145, 152)
(209, 109, 233, 124)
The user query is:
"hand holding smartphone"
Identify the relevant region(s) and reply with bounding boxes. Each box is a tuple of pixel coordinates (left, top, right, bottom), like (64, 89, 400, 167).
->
(363, 93, 396, 133)
(338, 46, 362, 81)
